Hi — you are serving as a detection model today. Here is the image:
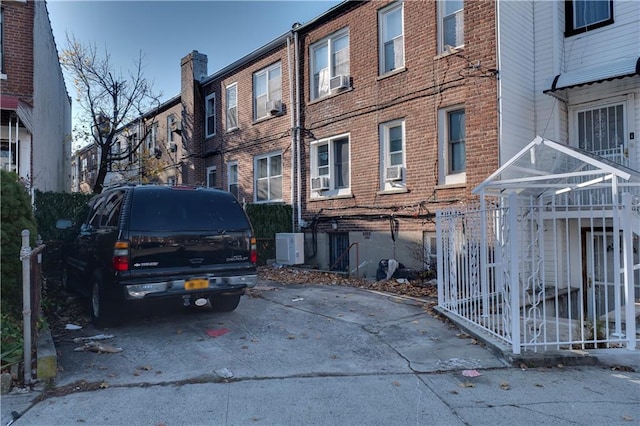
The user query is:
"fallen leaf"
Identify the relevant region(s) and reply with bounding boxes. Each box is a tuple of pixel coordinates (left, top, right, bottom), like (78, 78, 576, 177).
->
(99, 382, 109, 389)
(133, 371, 140, 376)
(176, 329, 182, 334)
(557, 364, 564, 368)
(287, 334, 296, 340)
(242, 345, 249, 350)
(470, 339, 478, 345)
(392, 381, 401, 387)
(500, 382, 510, 390)
(622, 415, 634, 422)
(534, 383, 543, 387)
(139, 365, 153, 371)
(519, 363, 528, 370)
(459, 382, 475, 388)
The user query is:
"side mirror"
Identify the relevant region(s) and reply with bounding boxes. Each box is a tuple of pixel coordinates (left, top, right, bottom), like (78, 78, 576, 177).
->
(56, 219, 73, 230)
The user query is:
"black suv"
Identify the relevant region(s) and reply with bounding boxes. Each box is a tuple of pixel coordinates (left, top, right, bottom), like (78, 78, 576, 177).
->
(57, 184, 257, 326)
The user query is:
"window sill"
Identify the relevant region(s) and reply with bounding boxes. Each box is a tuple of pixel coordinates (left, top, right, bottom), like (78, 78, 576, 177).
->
(226, 127, 239, 134)
(308, 86, 354, 105)
(309, 193, 354, 201)
(377, 187, 409, 195)
(376, 67, 407, 81)
(252, 113, 283, 125)
(433, 45, 465, 60)
(435, 182, 466, 190)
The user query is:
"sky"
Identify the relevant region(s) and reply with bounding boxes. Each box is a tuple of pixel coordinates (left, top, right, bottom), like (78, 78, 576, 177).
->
(46, 0, 342, 139)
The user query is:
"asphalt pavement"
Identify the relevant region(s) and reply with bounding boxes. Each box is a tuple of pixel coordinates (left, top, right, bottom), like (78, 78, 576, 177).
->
(2, 280, 639, 425)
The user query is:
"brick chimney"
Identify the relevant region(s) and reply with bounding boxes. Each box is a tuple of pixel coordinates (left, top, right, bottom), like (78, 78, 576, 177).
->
(180, 51, 208, 184)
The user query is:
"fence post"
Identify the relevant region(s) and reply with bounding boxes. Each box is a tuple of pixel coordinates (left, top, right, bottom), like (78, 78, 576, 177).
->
(508, 193, 521, 355)
(621, 193, 636, 350)
(20, 229, 32, 385)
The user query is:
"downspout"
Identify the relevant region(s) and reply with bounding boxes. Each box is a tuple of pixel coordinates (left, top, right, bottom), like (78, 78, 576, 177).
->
(294, 26, 302, 231)
(287, 34, 296, 231)
(495, 0, 503, 166)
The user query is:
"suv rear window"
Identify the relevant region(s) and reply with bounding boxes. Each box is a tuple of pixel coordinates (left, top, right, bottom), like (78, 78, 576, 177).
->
(129, 187, 250, 232)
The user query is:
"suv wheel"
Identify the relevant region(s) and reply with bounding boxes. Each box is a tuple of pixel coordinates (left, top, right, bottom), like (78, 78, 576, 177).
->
(211, 294, 241, 312)
(91, 276, 113, 328)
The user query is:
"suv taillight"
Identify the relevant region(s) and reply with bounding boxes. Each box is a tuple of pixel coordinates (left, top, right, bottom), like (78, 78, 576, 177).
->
(250, 237, 257, 264)
(113, 240, 130, 271)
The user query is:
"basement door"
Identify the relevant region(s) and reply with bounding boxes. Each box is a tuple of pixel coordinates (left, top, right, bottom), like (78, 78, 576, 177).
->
(329, 232, 349, 272)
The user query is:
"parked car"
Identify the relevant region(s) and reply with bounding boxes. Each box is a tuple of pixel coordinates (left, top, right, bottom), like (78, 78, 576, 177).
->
(57, 184, 257, 327)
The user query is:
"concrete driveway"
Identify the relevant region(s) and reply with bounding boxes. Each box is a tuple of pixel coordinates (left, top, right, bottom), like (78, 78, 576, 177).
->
(4, 281, 639, 425)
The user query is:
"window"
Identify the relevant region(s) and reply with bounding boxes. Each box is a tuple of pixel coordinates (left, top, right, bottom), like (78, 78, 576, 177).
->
(227, 161, 239, 200)
(310, 29, 350, 99)
(145, 123, 158, 152)
(0, 9, 4, 75)
(379, 2, 404, 74)
(380, 120, 405, 190)
(310, 135, 350, 197)
(253, 63, 282, 120)
(226, 83, 238, 130)
(572, 100, 629, 167)
(439, 0, 464, 51)
(254, 152, 282, 202)
(167, 175, 176, 186)
(438, 107, 466, 185)
(207, 166, 217, 188)
(205, 93, 216, 137)
(167, 115, 177, 143)
(565, 0, 613, 36)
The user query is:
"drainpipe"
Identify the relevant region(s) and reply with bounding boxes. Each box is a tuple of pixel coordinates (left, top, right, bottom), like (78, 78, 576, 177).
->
(495, 0, 503, 166)
(287, 34, 296, 231)
(294, 25, 302, 231)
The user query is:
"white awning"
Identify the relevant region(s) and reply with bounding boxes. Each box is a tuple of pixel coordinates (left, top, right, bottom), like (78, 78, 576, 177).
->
(544, 56, 639, 96)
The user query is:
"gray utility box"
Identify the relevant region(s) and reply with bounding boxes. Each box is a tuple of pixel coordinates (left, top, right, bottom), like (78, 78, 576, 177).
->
(275, 233, 304, 265)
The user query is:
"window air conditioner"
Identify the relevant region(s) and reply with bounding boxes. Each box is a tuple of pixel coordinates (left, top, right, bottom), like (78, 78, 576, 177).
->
(311, 176, 330, 191)
(169, 143, 177, 153)
(170, 119, 182, 132)
(385, 165, 403, 182)
(330, 74, 350, 91)
(266, 99, 283, 115)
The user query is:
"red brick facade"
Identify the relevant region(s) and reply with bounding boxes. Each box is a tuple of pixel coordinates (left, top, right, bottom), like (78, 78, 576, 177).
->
(178, 0, 499, 276)
(1, 0, 34, 100)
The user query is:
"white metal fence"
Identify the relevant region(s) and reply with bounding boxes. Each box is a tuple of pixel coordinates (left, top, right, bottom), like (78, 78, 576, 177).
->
(437, 189, 639, 354)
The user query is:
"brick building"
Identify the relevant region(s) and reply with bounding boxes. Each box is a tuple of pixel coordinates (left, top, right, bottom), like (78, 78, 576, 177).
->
(0, 0, 71, 194)
(171, 0, 499, 278)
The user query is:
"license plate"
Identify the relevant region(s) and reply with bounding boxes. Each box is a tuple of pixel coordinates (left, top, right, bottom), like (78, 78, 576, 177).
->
(185, 278, 208, 290)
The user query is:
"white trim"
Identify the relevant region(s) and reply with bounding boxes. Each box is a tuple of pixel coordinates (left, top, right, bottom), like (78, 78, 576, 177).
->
(205, 93, 216, 137)
(206, 165, 217, 188)
(379, 119, 406, 191)
(438, 106, 466, 185)
(309, 133, 351, 199)
(378, 1, 405, 75)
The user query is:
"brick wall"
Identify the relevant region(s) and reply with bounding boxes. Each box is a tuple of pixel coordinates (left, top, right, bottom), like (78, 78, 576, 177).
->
(1, 0, 35, 100)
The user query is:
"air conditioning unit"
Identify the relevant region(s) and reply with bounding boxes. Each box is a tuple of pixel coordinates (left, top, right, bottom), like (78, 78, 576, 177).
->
(330, 74, 350, 91)
(170, 119, 182, 133)
(169, 143, 177, 153)
(266, 100, 283, 115)
(275, 233, 304, 265)
(385, 165, 403, 181)
(311, 176, 330, 191)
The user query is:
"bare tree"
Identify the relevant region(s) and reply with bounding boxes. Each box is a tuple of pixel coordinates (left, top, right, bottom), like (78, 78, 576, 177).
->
(60, 34, 162, 193)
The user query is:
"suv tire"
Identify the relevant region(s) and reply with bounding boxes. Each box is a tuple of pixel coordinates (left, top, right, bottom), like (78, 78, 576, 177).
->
(211, 294, 241, 312)
(91, 275, 114, 328)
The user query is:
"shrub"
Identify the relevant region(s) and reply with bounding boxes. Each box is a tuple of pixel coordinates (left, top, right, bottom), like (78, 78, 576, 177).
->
(0, 171, 37, 317)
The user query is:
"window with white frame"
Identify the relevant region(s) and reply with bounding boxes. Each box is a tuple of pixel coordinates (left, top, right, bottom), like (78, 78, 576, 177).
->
(572, 100, 628, 166)
(207, 166, 217, 188)
(253, 63, 282, 120)
(378, 2, 404, 75)
(205, 93, 216, 137)
(439, 0, 464, 52)
(145, 123, 158, 152)
(380, 120, 405, 189)
(226, 83, 238, 130)
(167, 114, 176, 143)
(310, 135, 350, 197)
(565, 0, 613, 36)
(254, 152, 282, 202)
(167, 175, 176, 186)
(227, 161, 239, 200)
(310, 29, 350, 99)
(438, 107, 465, 185)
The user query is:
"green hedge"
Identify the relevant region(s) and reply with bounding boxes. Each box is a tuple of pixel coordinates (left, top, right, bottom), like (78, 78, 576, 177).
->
(245, 204, 293, 265)
(34, 190, 92, 241)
